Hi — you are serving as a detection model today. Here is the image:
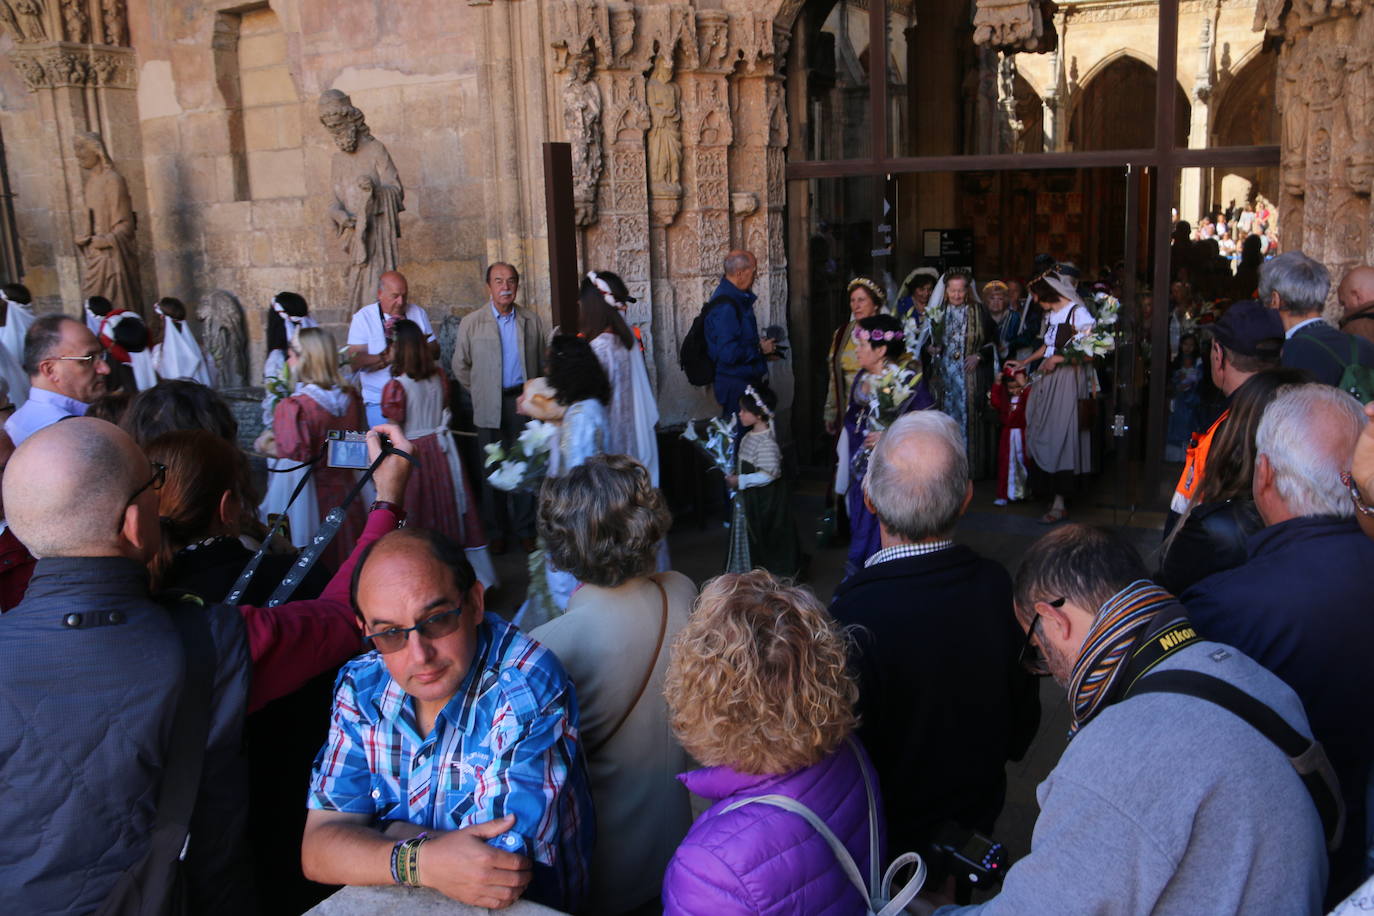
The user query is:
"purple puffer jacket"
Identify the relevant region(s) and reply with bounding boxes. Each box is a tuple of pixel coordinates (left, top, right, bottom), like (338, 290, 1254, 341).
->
(662, 741, 885, 916)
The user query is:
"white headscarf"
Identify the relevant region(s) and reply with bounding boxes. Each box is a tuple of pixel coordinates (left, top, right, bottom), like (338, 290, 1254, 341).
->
(152, 303, 214, 386)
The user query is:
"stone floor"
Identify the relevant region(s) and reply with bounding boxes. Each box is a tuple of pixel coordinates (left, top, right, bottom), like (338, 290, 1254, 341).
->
(480, 462, 1173, 882)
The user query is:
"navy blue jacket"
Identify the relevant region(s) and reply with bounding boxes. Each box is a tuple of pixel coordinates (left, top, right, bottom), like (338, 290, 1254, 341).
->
(830, 545, 1040, 869)
(1282, 320, 1374, 389)
(0, 557, 253, 914)
(704, 277, 766, 408)
(1183, 515, 1374, 898)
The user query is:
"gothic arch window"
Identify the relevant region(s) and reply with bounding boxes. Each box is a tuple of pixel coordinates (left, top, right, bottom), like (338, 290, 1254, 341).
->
(1069, 56, 1189, 152)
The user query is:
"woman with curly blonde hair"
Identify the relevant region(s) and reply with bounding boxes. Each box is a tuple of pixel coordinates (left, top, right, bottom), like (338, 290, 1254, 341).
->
(661, 571, 883, 915)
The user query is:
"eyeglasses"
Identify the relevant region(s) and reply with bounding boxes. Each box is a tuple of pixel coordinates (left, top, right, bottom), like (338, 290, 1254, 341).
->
(126, 461, 166, 509)
(51, 353, 101, 366)
(366, 607, 463, 655)
(1018, 597, 1066, 677)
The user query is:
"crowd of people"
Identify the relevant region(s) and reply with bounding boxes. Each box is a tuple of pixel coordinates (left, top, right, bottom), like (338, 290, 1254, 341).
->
(3, 236, 1374, 916)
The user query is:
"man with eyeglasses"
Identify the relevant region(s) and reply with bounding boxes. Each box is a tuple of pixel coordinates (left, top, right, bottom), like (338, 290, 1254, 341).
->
(302, 526, 593, 913)
(5, 314, 110, 446)
(918, 523, 1328, 915)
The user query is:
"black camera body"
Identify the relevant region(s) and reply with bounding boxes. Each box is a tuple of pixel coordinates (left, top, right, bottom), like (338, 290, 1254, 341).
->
(927, 825, 1006, 889)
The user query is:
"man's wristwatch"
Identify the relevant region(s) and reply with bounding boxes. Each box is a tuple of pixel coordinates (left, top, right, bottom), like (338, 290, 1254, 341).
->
(1342, 472, 1374, 517)
(370, 499, 407, 522)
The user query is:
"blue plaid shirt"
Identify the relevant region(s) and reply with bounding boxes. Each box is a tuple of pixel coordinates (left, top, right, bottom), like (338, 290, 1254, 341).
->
(308, 615, 594, 911)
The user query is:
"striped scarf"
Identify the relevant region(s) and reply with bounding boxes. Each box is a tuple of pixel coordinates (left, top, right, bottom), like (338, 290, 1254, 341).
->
(1066, 580, 1181, 737)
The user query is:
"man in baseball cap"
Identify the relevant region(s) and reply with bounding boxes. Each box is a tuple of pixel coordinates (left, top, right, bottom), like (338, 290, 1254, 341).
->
(1168, 300, 1286, 525)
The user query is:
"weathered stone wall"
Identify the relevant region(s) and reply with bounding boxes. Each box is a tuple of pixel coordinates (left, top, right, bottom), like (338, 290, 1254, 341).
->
(1261, 0, 1374, 317)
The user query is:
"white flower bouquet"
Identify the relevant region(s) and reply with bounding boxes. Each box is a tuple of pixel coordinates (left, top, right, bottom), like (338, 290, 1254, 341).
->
(485, 419, 557, 492)
(681, 416, 736, 478)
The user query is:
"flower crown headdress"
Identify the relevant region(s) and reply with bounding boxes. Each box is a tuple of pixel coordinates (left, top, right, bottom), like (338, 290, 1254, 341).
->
(587, 271, 630, 312)
(847, 276, 886, 306)
(853, 327, 903, 342)
(743, 383, 774, 422)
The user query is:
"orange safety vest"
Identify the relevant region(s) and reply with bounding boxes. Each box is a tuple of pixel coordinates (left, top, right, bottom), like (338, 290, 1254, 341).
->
(1171, 408, 1230, 514)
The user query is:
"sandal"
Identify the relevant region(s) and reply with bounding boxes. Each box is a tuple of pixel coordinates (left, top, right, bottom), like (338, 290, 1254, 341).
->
(1039, 507, 1068, 525)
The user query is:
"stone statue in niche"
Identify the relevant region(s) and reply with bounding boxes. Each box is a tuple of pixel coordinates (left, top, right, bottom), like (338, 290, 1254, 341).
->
(563, 51, 604, 226)
(62, 0, 88, 43)
(73, 131, 144, 317)
(201, 289, 248, 388)
(0, 2, 22, 43)
(318, 89, 405, 311)
(13, 0, 46, 42)
(972, 0, 1044, 52)
(101, 0, 125, 45)
(1342, 44, 1373, 194)
(646, 49, 682, 198)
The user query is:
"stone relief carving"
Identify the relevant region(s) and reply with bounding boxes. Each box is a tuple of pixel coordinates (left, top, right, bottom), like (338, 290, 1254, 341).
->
(318, 90, 405, 311)
(12, 0, 46, 42)
(1342, 42, 1374, 194)
(646, 49, 682, 199)
(73, 130, 143, 317)
(562, 51, 604, 226)
(202, 289, 248, 389)
(609, 72, 649, 141)
(694, 78, 728, 145)
(101, 0, 126, 45)
(972, 0, 1047, 51)
(1193, 17, 1214, 102)
(62, 0, 88, 43)
(696, 11, 729, 71)
(608, 4, 637, 69)
(8, 46, 133, 89)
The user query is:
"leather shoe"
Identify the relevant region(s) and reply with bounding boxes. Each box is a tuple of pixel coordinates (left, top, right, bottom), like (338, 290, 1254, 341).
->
(520, 537, 537, 553)
(490, 538, 508, 556)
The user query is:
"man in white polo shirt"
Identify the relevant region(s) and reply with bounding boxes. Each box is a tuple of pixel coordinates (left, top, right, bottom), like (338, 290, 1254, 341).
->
(347, 270, 440, 427)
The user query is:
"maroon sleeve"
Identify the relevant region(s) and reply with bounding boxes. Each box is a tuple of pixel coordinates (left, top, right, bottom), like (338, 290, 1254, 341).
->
(238, 507, 401, 712)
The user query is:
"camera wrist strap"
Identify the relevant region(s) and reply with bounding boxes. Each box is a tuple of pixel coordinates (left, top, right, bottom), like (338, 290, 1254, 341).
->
(262, 444, 418, 607)
(225, 447, 323, 606)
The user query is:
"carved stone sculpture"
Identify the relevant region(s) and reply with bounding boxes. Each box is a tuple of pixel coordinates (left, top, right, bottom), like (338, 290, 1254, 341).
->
(972, 0, 1045, 52)
(62, 0, 88, 43)
(563, 51, 604, 226)
(101, 0, 125, 45)
(201, 290, 248, 388)
(646, 51, 682, 198)
(13, 0, 46, 42)
(318, 89, 405, 311)
(73, 131, 143, 317)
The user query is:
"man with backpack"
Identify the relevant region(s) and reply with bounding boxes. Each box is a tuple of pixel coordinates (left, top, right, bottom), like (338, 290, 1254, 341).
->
(1264, 251, 1374, 401)
(693, 249, 775, 416)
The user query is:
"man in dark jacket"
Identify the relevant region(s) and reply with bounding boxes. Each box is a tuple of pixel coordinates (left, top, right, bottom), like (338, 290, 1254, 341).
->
(704, 249, 774, 415)
(1262, 250, 1374, 389)
(830, 411, 1040, 884)
(1183, 383, 1374, 902)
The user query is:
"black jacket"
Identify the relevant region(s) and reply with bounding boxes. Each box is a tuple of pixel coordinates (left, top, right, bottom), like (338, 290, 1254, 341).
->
(830, 545, 1040, 864)
(1282, 320, 1374, 388)
(0, 557, 253, 914)
(1156, 498, 1263, 595)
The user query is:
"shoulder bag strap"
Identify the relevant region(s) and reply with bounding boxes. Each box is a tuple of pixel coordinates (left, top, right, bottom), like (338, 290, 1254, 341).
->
(97, 598, 215, 916)
(586, 578, 669, 757)
(1130, 669, 1345, 850)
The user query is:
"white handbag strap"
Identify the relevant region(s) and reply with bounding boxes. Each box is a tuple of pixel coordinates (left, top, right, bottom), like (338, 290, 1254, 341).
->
(722, 738, 927, 916)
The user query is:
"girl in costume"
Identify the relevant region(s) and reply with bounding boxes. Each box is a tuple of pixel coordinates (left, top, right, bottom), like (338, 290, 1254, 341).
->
(256, 292, 320, 548)
(151, 296, 215, 386)
(381, 319, 496, 588)
(581, 270, 660, 485)
(989, 365, 1031, 506)
(725, 383, 802, 579)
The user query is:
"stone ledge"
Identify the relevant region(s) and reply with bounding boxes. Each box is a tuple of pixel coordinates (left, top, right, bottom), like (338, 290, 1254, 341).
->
(304, 885, 569, 915)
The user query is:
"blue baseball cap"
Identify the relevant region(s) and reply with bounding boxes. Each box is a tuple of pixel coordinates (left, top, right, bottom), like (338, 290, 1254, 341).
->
(1212, 299, 1284, 357)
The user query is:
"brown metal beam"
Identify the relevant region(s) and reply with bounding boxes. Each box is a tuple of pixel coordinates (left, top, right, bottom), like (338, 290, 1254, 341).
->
(542, 142, 579, 333)
(869, 0, 888, 161)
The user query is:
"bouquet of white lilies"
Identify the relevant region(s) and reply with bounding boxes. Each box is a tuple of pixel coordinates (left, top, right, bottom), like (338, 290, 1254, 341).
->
(485, 420, 558, 492)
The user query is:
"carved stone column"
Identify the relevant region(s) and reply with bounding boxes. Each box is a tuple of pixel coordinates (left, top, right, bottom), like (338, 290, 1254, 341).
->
(4, 0, 145, 309)
(1180, 11, 1217, 225)
(1261, 1, 1374, 316)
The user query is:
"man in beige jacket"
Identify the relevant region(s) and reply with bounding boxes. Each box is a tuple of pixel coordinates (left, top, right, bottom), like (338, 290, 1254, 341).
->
(453, 262, 546, 553)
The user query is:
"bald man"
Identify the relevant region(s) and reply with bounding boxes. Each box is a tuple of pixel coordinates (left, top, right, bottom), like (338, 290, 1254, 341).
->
(348, 270, 440, 427)
(829, 411, 1039, 889)
(704, 249, 775, 416)
(1338, 265, 1374, 346)
(0, 419, 414, 913)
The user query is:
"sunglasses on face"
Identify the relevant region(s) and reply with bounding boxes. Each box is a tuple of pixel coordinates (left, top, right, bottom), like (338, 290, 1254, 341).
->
(366, 606, 463, 654)
(1019, 597, 1066, 677)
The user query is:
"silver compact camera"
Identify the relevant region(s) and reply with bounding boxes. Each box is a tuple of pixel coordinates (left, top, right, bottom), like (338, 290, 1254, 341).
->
(325, 429, 371, 469)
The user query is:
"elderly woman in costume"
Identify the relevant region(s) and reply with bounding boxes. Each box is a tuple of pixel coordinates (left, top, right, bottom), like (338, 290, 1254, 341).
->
(1005, 265, 1097, 524)
(929, 271, 995, 476)
(824, 276, 887, 437)
(984, 279, 1022, 365)
(842, 314, 933, 574)
(894, 266, 939, 368)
